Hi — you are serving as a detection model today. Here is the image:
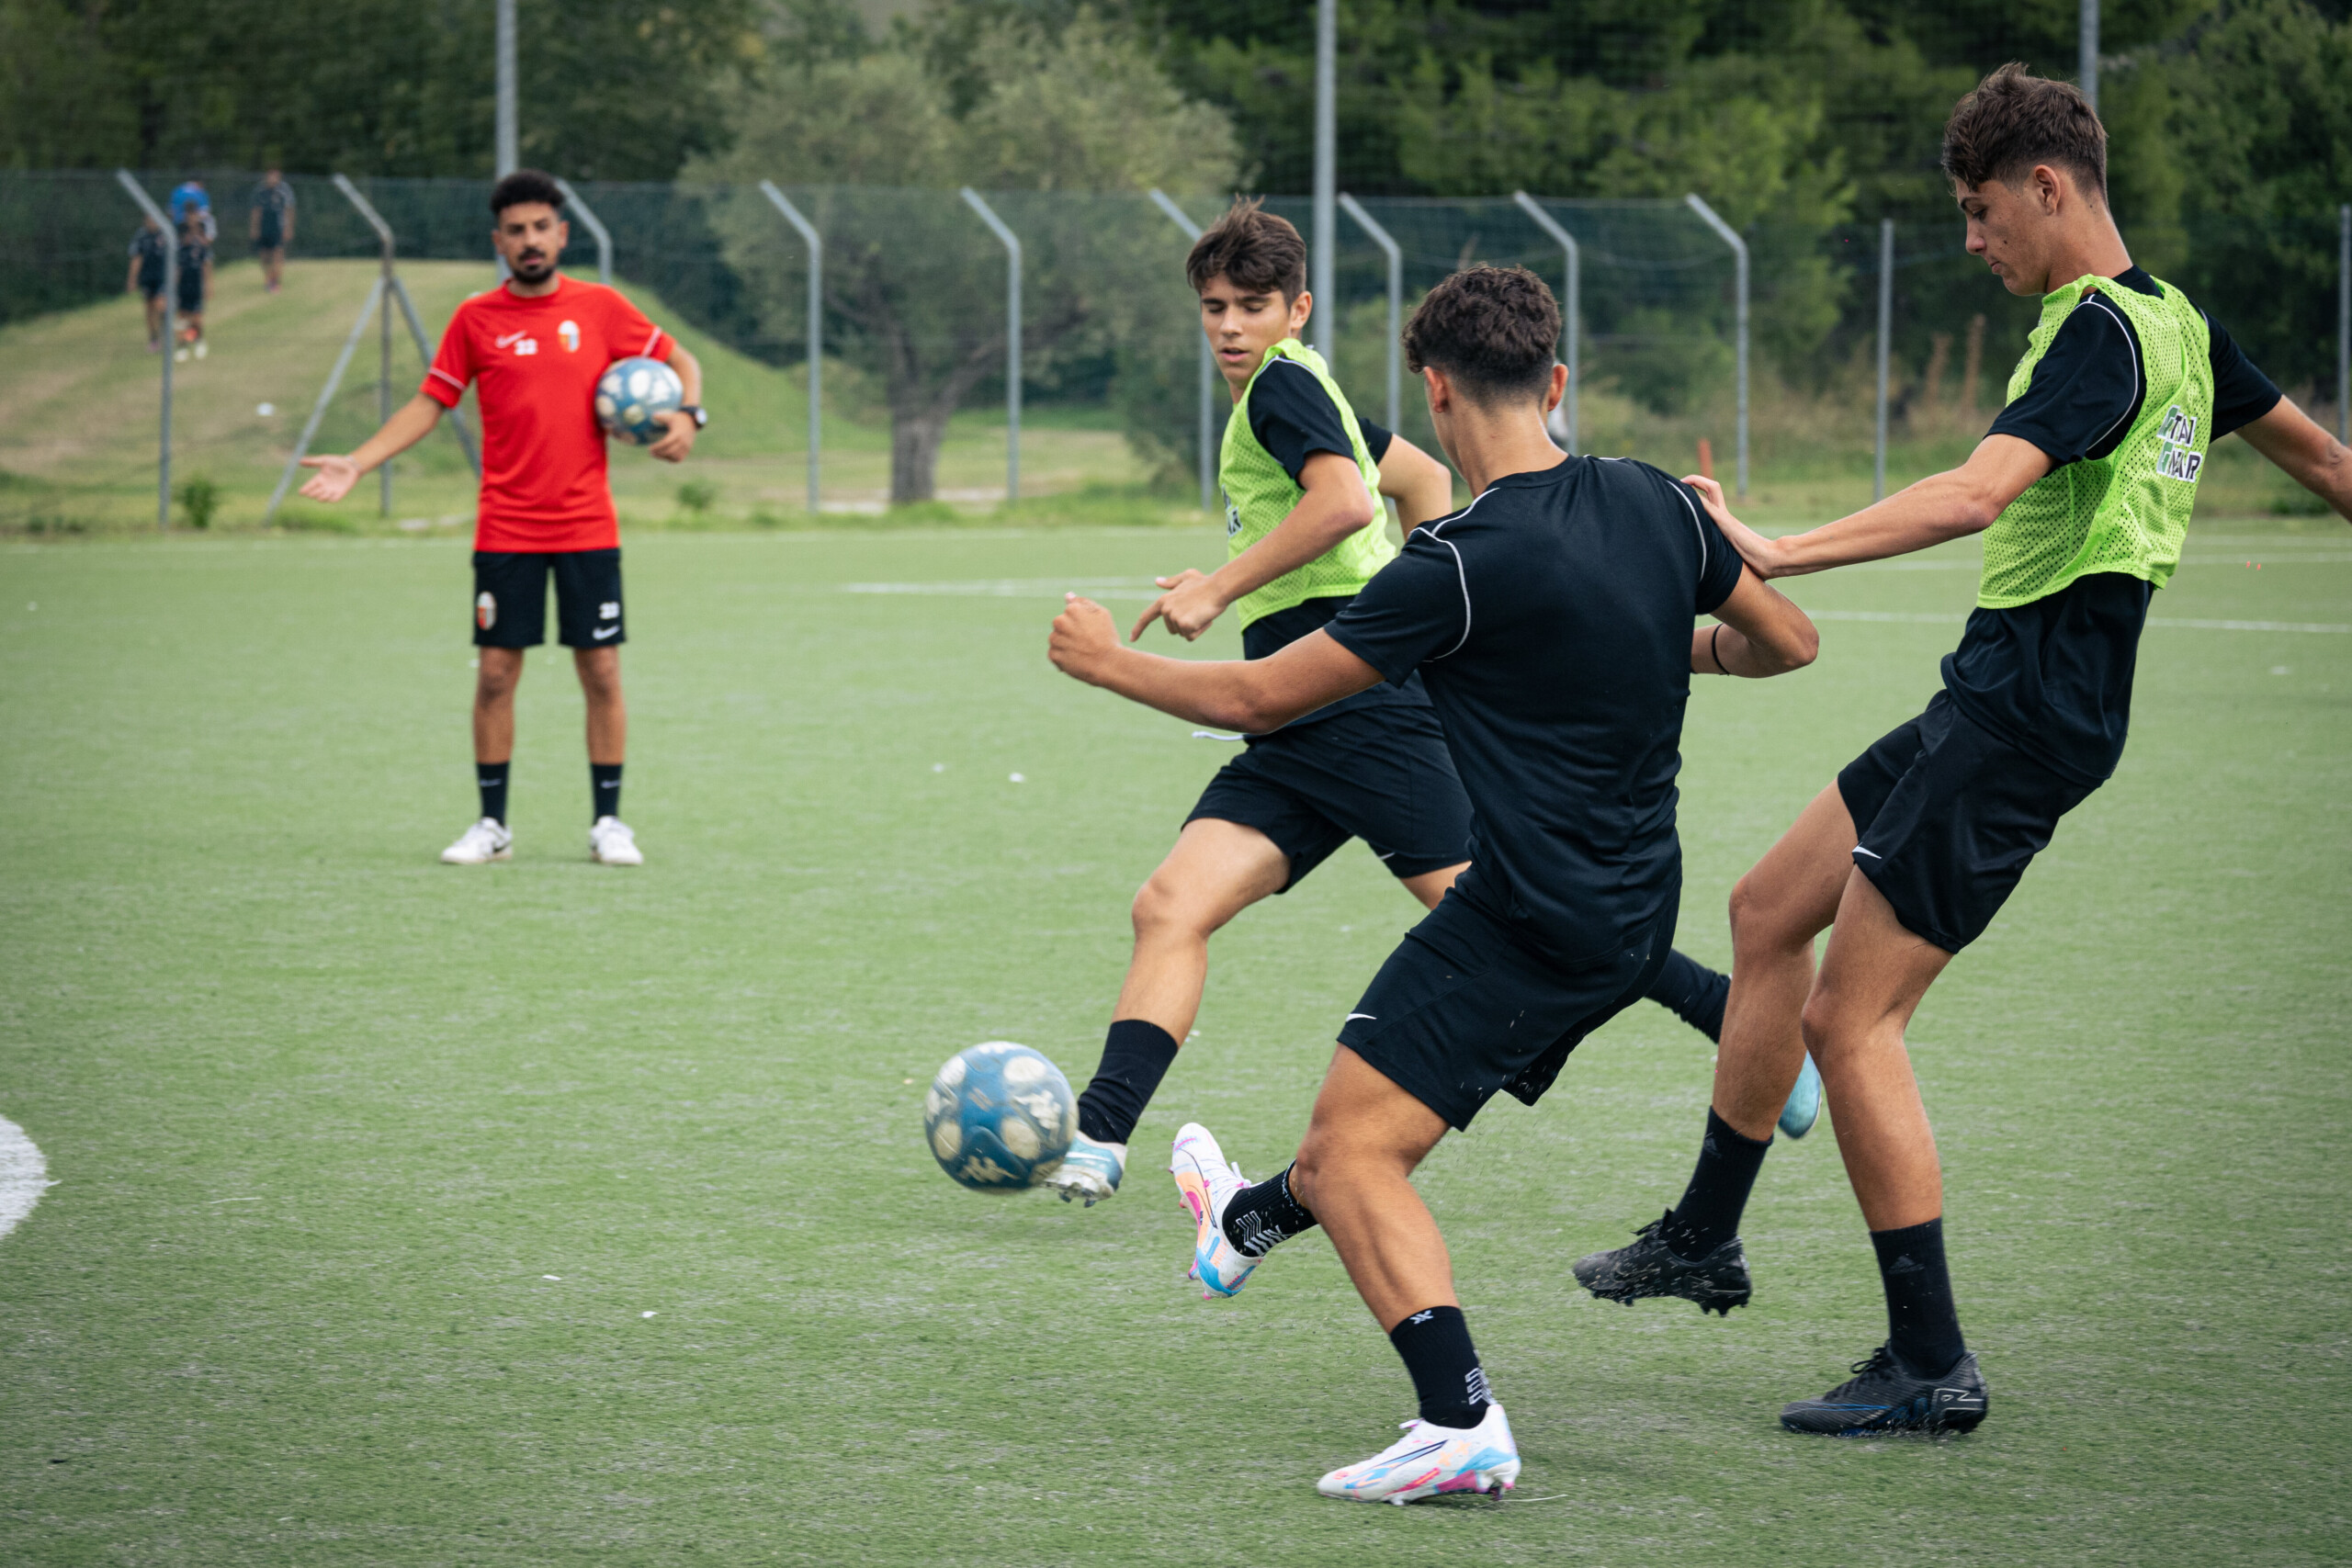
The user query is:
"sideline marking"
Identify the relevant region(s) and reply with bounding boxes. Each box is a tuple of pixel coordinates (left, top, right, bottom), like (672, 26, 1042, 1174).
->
(1804, 610, 2349, 634)
(0, 1114, 49, 1242)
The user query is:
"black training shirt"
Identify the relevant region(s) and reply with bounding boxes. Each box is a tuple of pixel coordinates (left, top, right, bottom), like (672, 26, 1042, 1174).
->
(1949, 268, 2281, 784)
(1329, 457, 1745, 965)
(1238, 357, 1427, 730)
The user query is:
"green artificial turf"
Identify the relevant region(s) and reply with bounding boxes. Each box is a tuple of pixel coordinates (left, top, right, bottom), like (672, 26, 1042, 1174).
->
(1, 518, 2346, 1565)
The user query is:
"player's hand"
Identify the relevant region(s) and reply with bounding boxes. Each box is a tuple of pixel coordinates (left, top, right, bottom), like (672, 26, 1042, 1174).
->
(298, 454, 361, 503)
(1683, 473, 1788, 578)
(1050, 594, 1124, 684)
(648, 412, 697, 463)
(1129, 568, 1227, 642)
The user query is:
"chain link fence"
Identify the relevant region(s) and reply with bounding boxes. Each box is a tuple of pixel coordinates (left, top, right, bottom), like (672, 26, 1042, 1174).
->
(2, 169, 2342, 532)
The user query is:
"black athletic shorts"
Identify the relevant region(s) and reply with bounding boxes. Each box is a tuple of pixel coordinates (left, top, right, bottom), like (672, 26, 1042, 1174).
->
(254, 224, 284, 251)
(470, 548, 625, 649)
(1837, 690, 2098, 954)
(1339, 890, 1676, 1131)
(1185, 705, 1474, 890)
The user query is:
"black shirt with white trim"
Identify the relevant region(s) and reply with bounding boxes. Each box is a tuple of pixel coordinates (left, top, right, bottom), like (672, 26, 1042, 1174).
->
(1328, 456, 1745, 966)
(1951, 267, 2283, 784)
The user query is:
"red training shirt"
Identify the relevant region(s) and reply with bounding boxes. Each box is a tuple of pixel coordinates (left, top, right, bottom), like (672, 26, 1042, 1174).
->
(422, 275, 673, 553)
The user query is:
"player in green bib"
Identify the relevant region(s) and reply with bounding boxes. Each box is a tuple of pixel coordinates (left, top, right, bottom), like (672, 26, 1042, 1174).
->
(1047, 201, 1773, 1206)
(1574, 64, 2352, 1434)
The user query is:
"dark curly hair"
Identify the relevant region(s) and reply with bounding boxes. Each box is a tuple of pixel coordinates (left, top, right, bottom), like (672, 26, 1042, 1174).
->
(1941, 62, 2107, 200)
(1402, 265, 1560, 404)
(1185, 197, 1307, 302)
(490, 169, 565, 217)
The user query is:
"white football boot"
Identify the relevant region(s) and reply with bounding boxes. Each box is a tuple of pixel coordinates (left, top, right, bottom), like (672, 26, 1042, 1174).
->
(440, 818, 513, 864)
(1043, 1130, 1125, 1206)
(1317, 1402, 1521, 1505)
(1169, 1122, 1259, 1299)
(589, 816, 643, 866)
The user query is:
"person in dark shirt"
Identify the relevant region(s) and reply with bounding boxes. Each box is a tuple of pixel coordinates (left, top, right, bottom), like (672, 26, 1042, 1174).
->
(1048, 265, 1817, 1503)
(249, 169, 296, 292)
(1046, 203, 1773, 1212)
(1573, 64, 2352, 1438)
(173, 218, 213, 362)
(126, 216, 169, 351)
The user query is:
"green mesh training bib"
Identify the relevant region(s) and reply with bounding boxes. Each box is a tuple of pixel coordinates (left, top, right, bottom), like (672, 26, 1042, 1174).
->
(1219, 339, 1390, 628)
(1979, 274, 2214, 609)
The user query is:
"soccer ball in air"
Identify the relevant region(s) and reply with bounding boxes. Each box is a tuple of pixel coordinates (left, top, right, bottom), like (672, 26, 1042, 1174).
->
(594, 355, 684, 446)
(924, 1042, 1076, 1191)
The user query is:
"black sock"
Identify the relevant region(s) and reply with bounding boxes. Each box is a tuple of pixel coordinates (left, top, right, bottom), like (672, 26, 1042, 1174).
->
(1662, 1109, 1771, 1258)
(477, 761, 510, 825)
(1074, 1020, 1180, 1145)
(1645, 949, 1730, 1043)
(1871, 1217, 1966, 1375)
(1388, 1305, 1490, 1430)
(1219, 1162, 1317, 1258)
(591, 762, 622, 821)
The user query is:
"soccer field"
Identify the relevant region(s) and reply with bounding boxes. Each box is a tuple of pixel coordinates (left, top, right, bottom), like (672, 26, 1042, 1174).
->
(2, 520, 2346, 1565)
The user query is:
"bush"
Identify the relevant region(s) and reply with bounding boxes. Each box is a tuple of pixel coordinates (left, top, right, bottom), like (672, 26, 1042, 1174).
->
(175, 474, 220, 530)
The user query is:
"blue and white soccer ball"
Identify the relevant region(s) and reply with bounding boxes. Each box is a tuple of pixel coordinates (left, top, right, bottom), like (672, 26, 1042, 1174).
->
(594, 355, 684, 446)
(924, 1042, 1076, 1191)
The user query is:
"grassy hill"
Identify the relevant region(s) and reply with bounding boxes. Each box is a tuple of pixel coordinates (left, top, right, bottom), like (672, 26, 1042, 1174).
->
(0, 257, 1171, 535)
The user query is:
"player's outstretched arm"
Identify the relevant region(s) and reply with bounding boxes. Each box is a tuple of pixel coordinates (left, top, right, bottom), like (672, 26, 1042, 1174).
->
(1693, 567, 1819, 677)
(1687, 435, 2052, 580)
(1376, 434, 1455, 533)
(1131, 451, 1376, 643)
(1055, 594, 1381, 732)
(298, 392, 444, 503)
(2236, 397, 2352, 525)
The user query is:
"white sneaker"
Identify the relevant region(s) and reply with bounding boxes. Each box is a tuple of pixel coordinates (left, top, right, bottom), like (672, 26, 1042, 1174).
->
(1170, 1122, 1258, 1299)
(589, 815, 642, 865)
(1317, 1401, 1521, 1505)
(1042, 1130, 1125, 1205)
(440, 818, 512, 864)
(192, 340, 208, 359)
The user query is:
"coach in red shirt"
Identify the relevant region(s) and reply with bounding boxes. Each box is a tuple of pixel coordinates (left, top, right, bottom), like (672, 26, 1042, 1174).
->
(300, 170, 704, 868)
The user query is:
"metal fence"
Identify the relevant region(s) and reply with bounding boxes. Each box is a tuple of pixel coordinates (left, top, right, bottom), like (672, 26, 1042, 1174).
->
(2, 168, 2345, 531)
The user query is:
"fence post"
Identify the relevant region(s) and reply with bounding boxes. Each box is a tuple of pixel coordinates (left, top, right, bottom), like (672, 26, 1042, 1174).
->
(1513, 192, 1580, 455)
(2080, 0, 2100, 114)
(759, 182, 824, 517)
(1875, 218, 1894, 502)
(1310, 0, 1337, 358)
(2339, 202, 2348, 446)
(1338, 194, 1402, 433)
(386, 278, 480, 478)
(263, 280, 385, 525)
(1148, 189, 1217, 513)
(334, 175, 400, 514)
(959, 188, 1022, 503)
(1685, 193, 1749, 496)
(114, 171, 174, 531)
(553, 178, 612, 285)
(495, 0, 518, 176)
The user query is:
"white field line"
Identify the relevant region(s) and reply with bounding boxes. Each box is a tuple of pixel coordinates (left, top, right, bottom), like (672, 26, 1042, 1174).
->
(1807, 609, 2349, 633)
(0, 1114, 49, 1242)
(844, 578, 1163, 602)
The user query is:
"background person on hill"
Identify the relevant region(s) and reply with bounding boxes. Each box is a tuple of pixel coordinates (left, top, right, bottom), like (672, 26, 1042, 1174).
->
(295, 168, 707, 869)
(249, 169, 295, 292)
(126, 215, 168, 350)
(171, 216, 211, 361)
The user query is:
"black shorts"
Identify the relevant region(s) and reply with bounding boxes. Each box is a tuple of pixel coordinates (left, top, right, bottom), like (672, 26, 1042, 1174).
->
(470, 548, 625, 649)
(255, 226, 284, 251)
(1339, 892, 1676, 1131)
(175, 281, 204, 313)
(1837, 690, 2098, 953)
(1185, 705, 1474, 890)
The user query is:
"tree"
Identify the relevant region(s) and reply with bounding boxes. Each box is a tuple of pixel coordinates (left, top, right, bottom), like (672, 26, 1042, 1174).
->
(692, 11, 1239, 502)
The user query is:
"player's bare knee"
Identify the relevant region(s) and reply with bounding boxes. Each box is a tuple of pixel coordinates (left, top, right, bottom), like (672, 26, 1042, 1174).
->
(1728, 870, 1802, 953)
(1131, 873, 1217, 944)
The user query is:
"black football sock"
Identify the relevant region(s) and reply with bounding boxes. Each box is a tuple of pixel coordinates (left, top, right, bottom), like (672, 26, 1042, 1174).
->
(1645, 949, 1730, 1043)
(591, 762, 622, 821)
(1389, 1305, 1491, 1430)
(1073, 1019, 1181, 1145)
(1219, 1162, 1317, 1258)
(1662, 1109, 1771, 1258)
(477, 761, 511, 825)
(1871, 1217, 1967, 1376)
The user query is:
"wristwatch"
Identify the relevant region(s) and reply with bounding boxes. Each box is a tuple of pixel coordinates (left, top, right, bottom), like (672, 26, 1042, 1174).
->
(680, 404, 708, 429)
